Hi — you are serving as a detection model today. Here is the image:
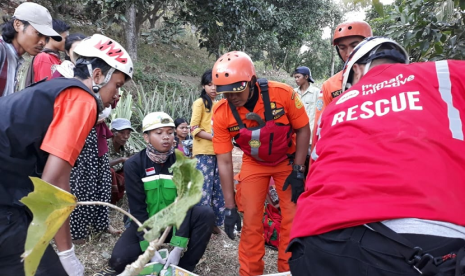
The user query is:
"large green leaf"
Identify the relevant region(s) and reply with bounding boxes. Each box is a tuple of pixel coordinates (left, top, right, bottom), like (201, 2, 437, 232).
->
(139, 150, 204, 242)
(20, 177, 77, 276)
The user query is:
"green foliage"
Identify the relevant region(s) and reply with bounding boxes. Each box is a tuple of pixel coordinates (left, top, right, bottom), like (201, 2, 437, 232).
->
(114, 83, 197, 152)
(20, 177, 78, 276)
(139, 150, 204, 241)
(366, 0, 465, 61)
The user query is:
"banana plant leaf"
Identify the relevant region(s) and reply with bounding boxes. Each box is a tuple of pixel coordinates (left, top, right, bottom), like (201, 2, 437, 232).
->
(139, 150, 204, 242)
(20, 177, 77, 276)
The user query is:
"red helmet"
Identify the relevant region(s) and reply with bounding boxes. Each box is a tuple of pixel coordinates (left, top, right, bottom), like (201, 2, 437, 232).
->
(212, 51, 256, 93)
(333, 21, 373, 46)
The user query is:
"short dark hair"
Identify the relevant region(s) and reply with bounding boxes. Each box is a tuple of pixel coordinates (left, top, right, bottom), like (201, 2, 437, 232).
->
(1, 17, 30, 43)
(52, 19, 70, 34)
(200, 69, 213, 113)
(174, 118, 188, 128)
(74, 57, 112, 80)
(65, 33, 87, 60)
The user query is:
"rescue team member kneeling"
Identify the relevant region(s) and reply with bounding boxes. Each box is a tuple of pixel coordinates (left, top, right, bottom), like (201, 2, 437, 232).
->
(212, 51, 310, 276)
(97, 112, 215, 276)
(289, 37, 465, 276)
(0, 34, 133, 276)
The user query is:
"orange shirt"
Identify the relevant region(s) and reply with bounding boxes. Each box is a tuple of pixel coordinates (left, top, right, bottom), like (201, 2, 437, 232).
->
(212, 80, 309, 155)
(40, 87, 97, 166)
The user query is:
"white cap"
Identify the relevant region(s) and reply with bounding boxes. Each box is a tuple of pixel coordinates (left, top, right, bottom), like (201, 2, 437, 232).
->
(111, 118, 135, 132)
(142, 112, 175, 132)
(14, 2, 62, 41)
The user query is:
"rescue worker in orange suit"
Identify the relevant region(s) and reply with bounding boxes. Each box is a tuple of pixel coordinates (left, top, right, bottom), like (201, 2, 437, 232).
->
(211, 51, 310, 276)
(311, 21, 372, 150)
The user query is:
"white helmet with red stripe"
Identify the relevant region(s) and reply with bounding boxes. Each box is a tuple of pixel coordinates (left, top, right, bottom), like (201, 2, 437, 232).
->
(342, 36, 409, 92)
(73, 34, 133, 80)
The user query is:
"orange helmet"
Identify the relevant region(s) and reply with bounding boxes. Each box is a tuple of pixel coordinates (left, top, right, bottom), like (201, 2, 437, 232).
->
(333, 21, 372, 45)
(213, 51, 256, 93)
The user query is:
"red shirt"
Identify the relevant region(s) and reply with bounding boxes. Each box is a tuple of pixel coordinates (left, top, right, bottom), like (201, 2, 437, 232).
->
(33, 51, 61, 82)
(291, 61, 465, 239)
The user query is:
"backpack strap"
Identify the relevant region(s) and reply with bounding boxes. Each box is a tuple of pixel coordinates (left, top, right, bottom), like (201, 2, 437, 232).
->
(228, 78, 273, 129)
(257, 78, 274, 122)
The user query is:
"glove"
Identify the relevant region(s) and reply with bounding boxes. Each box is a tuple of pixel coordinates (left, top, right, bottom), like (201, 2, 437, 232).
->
(150, 250, 166, 264)
(163, 246, 184, 269)
(224, 207, 242, 240)
(57, 244, 84, 276)
(282, 170, 305, 203)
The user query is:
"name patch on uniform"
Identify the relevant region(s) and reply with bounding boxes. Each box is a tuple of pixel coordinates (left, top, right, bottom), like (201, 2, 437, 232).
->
(331, 89, 343, 99)
(146, 167, 156, 176)
(229, 125, 240, 132)
(249, 139, 261, 148)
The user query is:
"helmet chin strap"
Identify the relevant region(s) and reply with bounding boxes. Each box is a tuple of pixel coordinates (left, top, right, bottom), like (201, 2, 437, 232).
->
(87, 63, 116, 112)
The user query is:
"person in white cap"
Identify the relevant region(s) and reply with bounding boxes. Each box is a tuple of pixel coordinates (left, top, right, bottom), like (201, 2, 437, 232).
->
(0, 2, 63, 97)
(95, 112, 215, 276)
(108, 118, 136, 203)
(0, 34, 133, 276)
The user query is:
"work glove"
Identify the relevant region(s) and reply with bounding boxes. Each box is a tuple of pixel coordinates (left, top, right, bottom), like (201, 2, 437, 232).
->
(282, 170, 305, 203)
(163, 246, 184, 269)
(57, 244, 84, 276)
(150, 250, 166, 264)
(224, 207, 242, 240)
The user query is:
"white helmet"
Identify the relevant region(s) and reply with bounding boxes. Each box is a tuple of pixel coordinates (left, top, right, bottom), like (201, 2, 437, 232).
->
(342, 36, 409, 92)
(73, 34, 133, 80)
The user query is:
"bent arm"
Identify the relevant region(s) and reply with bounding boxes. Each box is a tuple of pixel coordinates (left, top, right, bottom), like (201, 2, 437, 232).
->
(195, 130, 212, 141)
(294, 123, 310, 166)
(41, 154, 73, 252)
(217, 151, 235, 209)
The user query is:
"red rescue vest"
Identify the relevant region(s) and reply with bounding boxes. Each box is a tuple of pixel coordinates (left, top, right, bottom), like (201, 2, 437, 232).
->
(229, 79, 293, 166)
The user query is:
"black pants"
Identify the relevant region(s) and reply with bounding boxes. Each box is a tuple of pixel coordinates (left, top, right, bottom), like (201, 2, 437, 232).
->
(110, 205, 215, 273)
(288, 226, 465, 276)
(0, 206, 68, 276)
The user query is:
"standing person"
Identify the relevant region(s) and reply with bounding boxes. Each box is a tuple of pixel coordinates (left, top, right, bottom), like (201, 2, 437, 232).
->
(108, 118, 136, 204)
(0, 33, 133, 276)
(293, 66, 320, 145)
(190, 69, 225, 234)
(311, 21, 372, 150)
(0, 2, 63, 97)
(29, 19, 70, 83)
(289, 37, 465, 276)
(97, 112, 215, 276)
(212, 51, 310, 276)
(174, 118, 192, 157)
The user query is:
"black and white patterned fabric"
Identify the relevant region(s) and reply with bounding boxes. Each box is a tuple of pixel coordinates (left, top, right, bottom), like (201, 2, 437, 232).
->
(69, 128, 112, 240)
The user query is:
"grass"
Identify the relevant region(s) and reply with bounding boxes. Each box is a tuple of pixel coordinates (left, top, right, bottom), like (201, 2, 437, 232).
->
(76, 196, 279, 276)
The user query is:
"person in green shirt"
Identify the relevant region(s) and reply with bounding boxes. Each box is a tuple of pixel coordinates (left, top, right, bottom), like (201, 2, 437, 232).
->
(95, 112, 215, 276)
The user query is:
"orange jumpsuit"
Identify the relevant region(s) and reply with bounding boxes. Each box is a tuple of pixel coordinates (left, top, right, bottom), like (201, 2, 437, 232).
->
(213, 81, 308, 276)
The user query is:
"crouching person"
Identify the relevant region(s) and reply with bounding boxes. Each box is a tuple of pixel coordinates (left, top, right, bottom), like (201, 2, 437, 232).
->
(95, 112, 215, 276)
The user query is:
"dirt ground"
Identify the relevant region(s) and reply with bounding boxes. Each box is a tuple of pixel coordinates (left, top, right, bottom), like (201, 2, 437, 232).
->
(75, 198, 279, 276)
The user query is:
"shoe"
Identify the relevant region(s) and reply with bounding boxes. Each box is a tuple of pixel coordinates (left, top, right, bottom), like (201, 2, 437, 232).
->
(93, 266, 118, 276)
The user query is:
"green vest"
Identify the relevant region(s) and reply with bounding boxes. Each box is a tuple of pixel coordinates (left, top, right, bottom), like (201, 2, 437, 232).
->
(143, 174, 177, 217)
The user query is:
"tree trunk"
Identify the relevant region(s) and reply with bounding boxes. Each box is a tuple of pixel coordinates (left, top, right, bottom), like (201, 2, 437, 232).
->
(125, 3, 138, 62)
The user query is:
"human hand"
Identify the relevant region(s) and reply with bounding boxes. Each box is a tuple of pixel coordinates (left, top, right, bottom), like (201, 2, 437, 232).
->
(224, 208, 242, 240)
(163, 247, 184, 269)
(57, 244, 84, 276)
(282, 170, 305, 203)
(150, 250, 166, 264)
